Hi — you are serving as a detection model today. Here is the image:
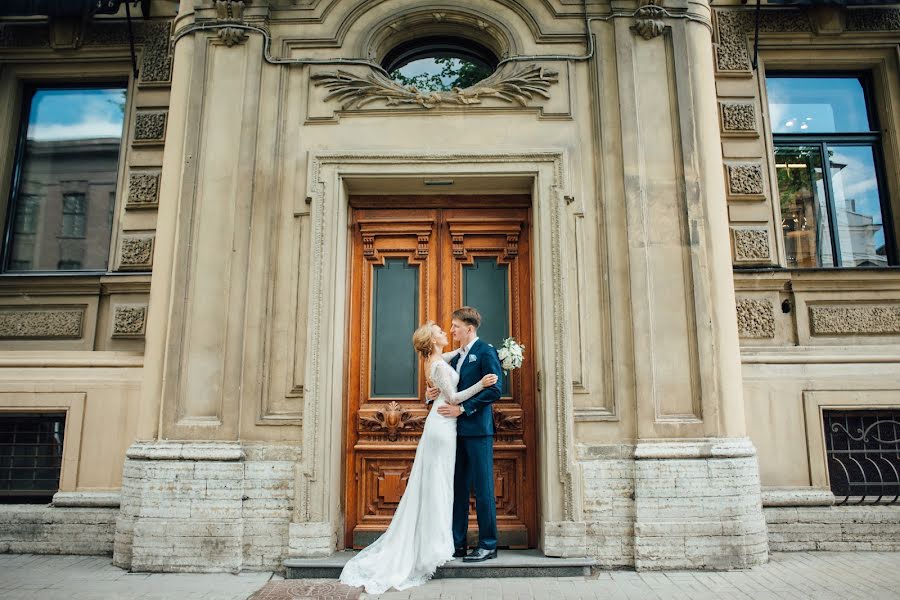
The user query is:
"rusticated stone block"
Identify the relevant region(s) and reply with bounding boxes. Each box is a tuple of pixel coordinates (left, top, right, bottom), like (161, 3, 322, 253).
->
(0, 307, 84, 339)
(118, 235, 154, 271)
(732, 227, 771, 263)
(809, 304, 900, 336)
(112, 305, 147, 338)
(133, 111, 167, 143)
(736, 298, 775, 339)
(727, 163, 764, 196)
(126, 172, 160, 208)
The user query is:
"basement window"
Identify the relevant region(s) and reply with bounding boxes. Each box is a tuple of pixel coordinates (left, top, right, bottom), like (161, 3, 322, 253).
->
(0, 413, 66, 504)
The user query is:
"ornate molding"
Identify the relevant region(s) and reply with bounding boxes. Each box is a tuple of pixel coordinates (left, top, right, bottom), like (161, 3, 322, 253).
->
(846, 9, 900, 32)
(215, 1, 249, 47)
(631, 1, 667, 40)
(727, 163, 764, 197)
(0, 307, 84, 339)
(809, 304, 900, 336)
(736, 298, 775, 339)
(311, 64, 558, 110)
(493, 409, 523, 432)
(126, 172, 160, 209)
(720, 102, 757, 135)
(112, 305, 148, 338)
(732, 227, 771, 264)
(714, 9, 813, 74)
(133, 111, 167, 144)
(118, 235, 155, 271)
(359, 402, 426, 442)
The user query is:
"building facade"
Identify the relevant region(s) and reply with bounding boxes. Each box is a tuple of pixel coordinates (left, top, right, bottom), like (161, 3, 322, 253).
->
(0, 0, 898, 573)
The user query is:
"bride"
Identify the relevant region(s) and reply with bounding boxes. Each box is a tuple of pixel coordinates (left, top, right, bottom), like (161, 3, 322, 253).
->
(339, 321, 498, 595)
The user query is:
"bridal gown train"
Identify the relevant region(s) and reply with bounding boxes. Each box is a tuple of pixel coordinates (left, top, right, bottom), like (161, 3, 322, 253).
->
(339, 359, 485, 595)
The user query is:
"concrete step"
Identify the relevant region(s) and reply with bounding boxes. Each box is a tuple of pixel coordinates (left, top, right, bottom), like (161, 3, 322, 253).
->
(284, 549, 595, 579)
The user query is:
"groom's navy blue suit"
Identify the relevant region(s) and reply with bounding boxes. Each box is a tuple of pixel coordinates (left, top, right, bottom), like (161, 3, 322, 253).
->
(450, 338, 502, 551)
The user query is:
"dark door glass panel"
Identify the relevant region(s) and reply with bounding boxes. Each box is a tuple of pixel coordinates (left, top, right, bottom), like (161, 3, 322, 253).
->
(6, 87, 126, 272)
(828, 145, 888, 267)
(371, 258, 420, 398)
(775, 146, 834, 268)
(767, 77, 871, 133)
(463, 257, 510, 396)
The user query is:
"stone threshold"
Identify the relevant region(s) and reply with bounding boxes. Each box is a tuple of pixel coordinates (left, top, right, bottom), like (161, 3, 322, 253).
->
(284, 549, 596, 579)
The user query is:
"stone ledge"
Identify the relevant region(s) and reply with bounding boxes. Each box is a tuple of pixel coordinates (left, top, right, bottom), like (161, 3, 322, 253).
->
(761, 487, 835, 507)
(634, 438, 757, 460)
(126, 441, 245, 461)
(52, 491, 121, 508)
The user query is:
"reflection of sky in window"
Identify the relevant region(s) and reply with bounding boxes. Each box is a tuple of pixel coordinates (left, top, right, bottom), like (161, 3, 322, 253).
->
(26, 88, 126, 142)
(393, 58, 463, 88)
(829, 146, 884, 247)
(767, 77, 870, 133)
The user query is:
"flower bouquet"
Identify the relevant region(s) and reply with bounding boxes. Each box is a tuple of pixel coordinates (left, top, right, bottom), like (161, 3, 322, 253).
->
(497, 337, 525, 373)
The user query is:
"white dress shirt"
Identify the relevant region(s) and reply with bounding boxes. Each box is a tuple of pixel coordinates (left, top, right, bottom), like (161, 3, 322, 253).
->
(455, 337, 479, 375)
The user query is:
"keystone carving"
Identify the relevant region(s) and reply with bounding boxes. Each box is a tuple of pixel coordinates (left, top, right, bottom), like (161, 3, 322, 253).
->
(727, 164, 764, 196)
(311, 64, 558, 110)
(0, 308, 84, 339)
(126, 172, 160, 208)
(631, 1, 667, 40)
(112, 305, 148, 338)
(134, 111, 167, 143)
(732, 227, 771, 263)
(359, 402, 427, 442)
(736, 298, 775, 339)
(809, 304, 900, 336)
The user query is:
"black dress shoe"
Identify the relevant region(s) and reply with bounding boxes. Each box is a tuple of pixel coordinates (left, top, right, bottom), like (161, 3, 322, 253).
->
(462, 547, 497, 562)
(453, 547, 467, 558)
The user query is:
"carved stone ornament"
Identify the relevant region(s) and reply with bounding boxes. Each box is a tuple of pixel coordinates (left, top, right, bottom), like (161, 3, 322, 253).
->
(846, 9, 900, 32)
(736, 298, 775, 339)
(311, 64, 559, 110)
(214, 1, 248, 47)
(126, 172, 160, 208)
(714, 9, 813, 74)
(113, 305, 148, 338)
(720, 102, 757, 134)
(359, 401, 427, 442)
(809, 304, 900, 336)
(118, 236, 154, 270)
(631, 1, 667, 40)
(134, 111, 167, 143)
(0, 307, 84, 339)
(732, 227, 771, 263)
(727, 164, 764, 197)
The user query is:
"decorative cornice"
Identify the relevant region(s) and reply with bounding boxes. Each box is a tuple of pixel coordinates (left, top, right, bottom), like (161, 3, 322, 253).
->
(311, 64, 558, 110)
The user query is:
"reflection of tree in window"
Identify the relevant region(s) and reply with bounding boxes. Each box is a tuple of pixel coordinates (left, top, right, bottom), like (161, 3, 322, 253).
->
(391, 58, 494, 92)
(61, 193, 86, 238)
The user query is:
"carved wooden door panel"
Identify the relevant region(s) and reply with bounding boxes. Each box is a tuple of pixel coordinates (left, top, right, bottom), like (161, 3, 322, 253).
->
(346, 202, 537, 550)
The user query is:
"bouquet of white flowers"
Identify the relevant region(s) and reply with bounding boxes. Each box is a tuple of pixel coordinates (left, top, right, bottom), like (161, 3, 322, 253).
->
(497, 337, 525, 372)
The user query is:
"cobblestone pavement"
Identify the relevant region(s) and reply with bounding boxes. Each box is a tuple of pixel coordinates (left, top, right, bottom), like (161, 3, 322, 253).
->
(2, 552, 900, 599)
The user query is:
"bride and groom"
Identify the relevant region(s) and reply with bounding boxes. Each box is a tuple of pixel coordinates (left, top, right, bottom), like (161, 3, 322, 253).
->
(340, 306, 504, 595)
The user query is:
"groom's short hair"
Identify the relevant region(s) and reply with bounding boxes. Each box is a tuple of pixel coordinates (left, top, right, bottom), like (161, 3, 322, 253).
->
(452, 306, 481, 329)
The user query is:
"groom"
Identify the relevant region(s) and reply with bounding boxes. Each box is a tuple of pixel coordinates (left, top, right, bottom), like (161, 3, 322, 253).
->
(429, 306, 502, 562)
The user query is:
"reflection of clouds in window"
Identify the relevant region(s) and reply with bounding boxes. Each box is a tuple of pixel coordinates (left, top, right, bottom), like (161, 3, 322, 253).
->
(26, 89, 125, 142)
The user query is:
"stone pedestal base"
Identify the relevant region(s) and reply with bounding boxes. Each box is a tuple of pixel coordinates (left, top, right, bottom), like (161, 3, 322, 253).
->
(579, 438, 768, 570)
(288, 521, 336, 558)
(113, 441, 296, 573)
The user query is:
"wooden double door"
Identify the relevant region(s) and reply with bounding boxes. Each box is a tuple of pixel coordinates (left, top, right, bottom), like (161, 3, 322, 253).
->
(345, 199, 538, 549)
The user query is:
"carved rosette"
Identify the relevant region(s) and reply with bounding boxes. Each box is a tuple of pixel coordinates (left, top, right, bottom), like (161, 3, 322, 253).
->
(359, 402, 427, 442)
(736, 298, 775, 339)
(809, 304, 900, 336)
(0, 307, 84, 339)
(133, 111, 167, 144)
(126, 172, 160, 208)
(727, 164, 764, 197)
(731, 227, 771, 264)
(112, 305, 148, 338)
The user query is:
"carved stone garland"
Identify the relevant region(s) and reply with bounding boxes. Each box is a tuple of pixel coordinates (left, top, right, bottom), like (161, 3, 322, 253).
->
(311, 64, 559, 110)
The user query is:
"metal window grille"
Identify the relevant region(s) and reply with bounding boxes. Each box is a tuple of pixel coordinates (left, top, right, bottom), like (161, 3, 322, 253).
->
(0, 414, 65, 503)
(824, 409, 900, 505)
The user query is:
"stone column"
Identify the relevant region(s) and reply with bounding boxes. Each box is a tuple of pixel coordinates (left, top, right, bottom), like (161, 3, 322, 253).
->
(615, 2, 767, 569)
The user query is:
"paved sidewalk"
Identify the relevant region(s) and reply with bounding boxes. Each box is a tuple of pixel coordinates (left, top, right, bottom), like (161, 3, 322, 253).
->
(2, 552, 900, 599)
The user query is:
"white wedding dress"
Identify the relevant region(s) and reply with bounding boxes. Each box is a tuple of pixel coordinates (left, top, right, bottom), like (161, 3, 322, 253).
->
(339, 357, 485, 595)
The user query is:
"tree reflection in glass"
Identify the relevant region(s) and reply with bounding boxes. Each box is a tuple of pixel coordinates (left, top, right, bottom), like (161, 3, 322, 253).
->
(390, 57, 494, 92)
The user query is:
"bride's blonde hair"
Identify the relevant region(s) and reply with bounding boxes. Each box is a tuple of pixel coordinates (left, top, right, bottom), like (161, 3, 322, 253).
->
(412, 321, 437, 360)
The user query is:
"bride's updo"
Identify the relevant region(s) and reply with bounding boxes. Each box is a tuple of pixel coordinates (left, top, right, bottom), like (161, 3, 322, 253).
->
(412, 321, 436, 359)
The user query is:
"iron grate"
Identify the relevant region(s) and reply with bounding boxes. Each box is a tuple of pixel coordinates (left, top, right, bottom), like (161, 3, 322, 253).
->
(824, 409, 900, 505)
(0, 413, 65, 503)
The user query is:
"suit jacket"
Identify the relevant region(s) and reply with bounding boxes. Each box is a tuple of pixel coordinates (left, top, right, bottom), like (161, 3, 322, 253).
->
(449, 338, 502, 437)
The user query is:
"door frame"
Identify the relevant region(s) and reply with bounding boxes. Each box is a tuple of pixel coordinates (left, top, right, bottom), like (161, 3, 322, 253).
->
(290, 151, 581, 556)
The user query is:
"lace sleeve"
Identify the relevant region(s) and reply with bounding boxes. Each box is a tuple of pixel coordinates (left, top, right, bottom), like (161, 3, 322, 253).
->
(431, 362, 484, 405)
(441, 349, 460, 363)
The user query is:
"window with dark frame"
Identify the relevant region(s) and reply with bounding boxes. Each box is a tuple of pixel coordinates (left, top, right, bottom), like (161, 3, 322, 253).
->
(2, 85, 127, 274)
(0, 413, 66, 504)
(767, 73, 896, 268)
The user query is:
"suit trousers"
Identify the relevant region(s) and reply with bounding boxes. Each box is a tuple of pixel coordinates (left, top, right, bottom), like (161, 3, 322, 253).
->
(452, 435, 498, 550)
